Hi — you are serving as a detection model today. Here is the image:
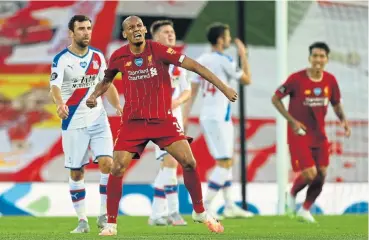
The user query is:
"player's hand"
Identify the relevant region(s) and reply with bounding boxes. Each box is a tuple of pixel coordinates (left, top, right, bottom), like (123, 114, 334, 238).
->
(342, 120, 351, 138)
(115, 105, 123, 116)
(291, 120, 307, 136)
(171, 99, 181, 110)
(56, 103, 69, 119)
(86, 95, 97, 108)
(223, 86, 238, 102)
(234, 38, 248, 57)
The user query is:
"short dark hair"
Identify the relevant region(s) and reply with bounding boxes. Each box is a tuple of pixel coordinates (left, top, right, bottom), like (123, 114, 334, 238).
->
(68, 15, 91, 32)
(309, 42, 330, 56)
(206, 22, 229, 45)
(150, 20, 174, 36)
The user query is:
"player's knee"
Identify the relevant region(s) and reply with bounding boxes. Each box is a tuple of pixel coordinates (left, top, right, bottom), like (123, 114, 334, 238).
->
(302, 166, 318, 183)
(111, 161, 128, 176)
(98, 157, 113, 174)
(216, 158, 233, 168)
(70, 169, 84, 181)
(181, 157, 196, 171)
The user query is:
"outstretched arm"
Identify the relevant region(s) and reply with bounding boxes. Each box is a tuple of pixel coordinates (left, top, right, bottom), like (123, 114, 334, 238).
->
(333, 103, 351, 137)
(86, 69, 118, 108)
(180, 57, 237, 102)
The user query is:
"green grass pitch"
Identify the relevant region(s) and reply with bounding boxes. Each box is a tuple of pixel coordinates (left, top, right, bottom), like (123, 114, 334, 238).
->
(0, 215, 367, 239)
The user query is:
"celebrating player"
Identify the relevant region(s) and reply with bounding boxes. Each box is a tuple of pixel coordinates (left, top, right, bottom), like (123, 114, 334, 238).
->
(185, 22, 253, 219)
(86, 16, 238, 236)
(50, 15, 122, 233)
(271, 42, 351, 222)
(148, 20, 190, 226)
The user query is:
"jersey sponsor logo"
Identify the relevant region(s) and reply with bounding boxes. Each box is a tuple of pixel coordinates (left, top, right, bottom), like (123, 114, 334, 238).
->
(304, 97, 329, 107)
(92, 60, 99, 69)
(71, 74, 98, 89)
(80, 61, 88, 68)
(50, 72, 58, 81)
(134, 58, 143, 67)
(127, 67, 158, 80)
(313, 87, 322, 96)
(278, 86, 286, 94)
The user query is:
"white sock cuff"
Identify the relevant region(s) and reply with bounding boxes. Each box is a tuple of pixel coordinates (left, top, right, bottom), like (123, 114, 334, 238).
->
(69, 178, 85, 191)
(162, 167, 178, 186)
(100, 173, 109, 186)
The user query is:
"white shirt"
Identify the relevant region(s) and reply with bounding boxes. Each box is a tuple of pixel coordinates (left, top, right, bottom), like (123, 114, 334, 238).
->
(169, 65, 190, 118)
(191, 51, 244, 121)
(50, 46, 107, 130)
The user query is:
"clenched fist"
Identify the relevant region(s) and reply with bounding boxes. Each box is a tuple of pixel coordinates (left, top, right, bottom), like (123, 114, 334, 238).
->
(86, 95, 97, 108)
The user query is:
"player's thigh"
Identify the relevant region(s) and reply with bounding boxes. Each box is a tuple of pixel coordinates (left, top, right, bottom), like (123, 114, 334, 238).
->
(201, 120, 234, 159)
(62, 128, 90, 169)
(114, 120, 149, 159)
(88, 121, 113, 163)
(163, 139, 196, 169)
(288, 139, 315, 173)
(312, 141, 330, 169)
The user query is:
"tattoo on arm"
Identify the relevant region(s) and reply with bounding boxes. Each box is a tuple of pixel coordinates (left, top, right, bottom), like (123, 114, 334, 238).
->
(333, 103, 346, 122)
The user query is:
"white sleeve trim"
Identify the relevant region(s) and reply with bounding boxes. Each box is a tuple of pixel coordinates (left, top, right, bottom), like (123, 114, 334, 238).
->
(179, 55, 185, 63)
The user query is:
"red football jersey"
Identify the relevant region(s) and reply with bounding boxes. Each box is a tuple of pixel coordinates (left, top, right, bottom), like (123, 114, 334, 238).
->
(106, 40, 185, 120)
(275, 69, 341, 147)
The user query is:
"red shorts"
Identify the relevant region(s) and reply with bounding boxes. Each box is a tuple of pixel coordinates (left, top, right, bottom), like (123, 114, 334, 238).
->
(114, 117, 192, 159)
(289, 137, 329, 172)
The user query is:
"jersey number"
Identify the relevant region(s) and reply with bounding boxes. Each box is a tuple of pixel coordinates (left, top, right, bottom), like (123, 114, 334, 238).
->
(200, 78, 216, 97)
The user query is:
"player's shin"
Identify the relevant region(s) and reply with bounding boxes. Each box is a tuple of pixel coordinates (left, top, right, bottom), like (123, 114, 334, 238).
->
(290, 173, 309, 197)
(223, 167, 233, 208)
(107, 173, 123, 224)
(69, 177, 87, 222)
(205, 166, 228, 208)
(162, 167, 179, 214)
(99, 173, 109, 216)
(150, 169, 167, 220)
(303, 173, 325, 210)
(182, 164, 205, 213)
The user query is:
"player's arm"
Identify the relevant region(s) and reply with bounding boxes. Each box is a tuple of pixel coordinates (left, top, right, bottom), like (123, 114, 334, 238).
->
(271, 77, 306, 135)
(49, 59, 69, 119)
(181, 57, 237, 102)
(234, 38, 251, 85)
(172, 70, 191, 109)
(154, 41, 237, 102)
(87, 52, 119, 108)
(330, 78, 351, 137)
(104, 84, 123, 116)
(182, 78, 200, 133)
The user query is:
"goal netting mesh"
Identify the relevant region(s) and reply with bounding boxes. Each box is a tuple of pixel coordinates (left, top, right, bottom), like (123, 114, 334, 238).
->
(287, 0, 368, 214)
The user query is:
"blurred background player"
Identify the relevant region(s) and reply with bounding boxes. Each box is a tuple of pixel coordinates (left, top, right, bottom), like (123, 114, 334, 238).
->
(149, 20, 190, 226)
(186, 22, 253, 220)
(271, 42, 351, 223)
(87, 15, 239, 236)
(49, 15, 122, 233)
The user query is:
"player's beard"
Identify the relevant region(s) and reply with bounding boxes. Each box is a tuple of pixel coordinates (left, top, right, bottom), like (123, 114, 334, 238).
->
(76, 39, 89, 49)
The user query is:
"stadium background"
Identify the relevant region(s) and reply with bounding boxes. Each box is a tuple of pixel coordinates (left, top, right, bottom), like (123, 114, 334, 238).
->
(0, 1, 367, 217)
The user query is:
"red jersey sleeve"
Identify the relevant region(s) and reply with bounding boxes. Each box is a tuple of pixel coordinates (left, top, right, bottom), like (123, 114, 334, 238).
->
(151, 41, 185, 66)
(330, 76, 341, 106)
(105, 50, 120, 81)
(274, 74, 296, 99)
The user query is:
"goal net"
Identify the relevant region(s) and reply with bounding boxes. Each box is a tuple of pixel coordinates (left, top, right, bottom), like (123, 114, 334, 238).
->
(286, 0, 368, 214)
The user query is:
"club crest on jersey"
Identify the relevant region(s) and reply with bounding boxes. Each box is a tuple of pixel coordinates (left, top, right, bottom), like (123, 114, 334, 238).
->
(313, 87, 322, 96)
(134, 58, 143, 67)
(80, 61, 87, 68)
(92, 60, 99, 69)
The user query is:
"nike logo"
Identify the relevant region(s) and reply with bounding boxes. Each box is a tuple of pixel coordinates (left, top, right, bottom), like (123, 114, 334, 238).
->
(67, 65, 73, 69)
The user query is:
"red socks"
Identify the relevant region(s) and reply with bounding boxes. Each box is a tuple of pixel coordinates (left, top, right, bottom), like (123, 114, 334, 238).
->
(107, 174, 123, 224)
(183, 168, 205, 213)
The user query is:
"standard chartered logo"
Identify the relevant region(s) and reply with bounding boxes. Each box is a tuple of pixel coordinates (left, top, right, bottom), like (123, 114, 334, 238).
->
(128, 67, 158, 80)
